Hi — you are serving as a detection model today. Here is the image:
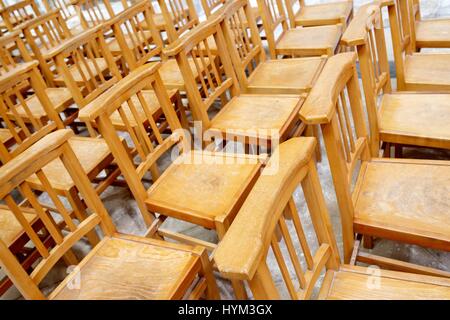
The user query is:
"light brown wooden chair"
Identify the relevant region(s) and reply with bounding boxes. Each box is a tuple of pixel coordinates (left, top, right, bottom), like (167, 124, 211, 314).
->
(21, 9, 75, 86)
(284, 0, 353, 28)
(0, 0, 41, 31)
(0, 129, 220, 300)
(0, 29, 33, 73)
(299, 52, 450, 277)
(0, 62, 117, 296)
(79, 62, 266, 299)
(384, 0, 450, 91)
(215, 137, 450, 300)
(256, 0, 343, 58)
(46, 25, 122, 110)
(43, 0, 84, 34)
(341, 3, 450, 157)
(163, 15, 305, 149)
(106, 0, 162, 73)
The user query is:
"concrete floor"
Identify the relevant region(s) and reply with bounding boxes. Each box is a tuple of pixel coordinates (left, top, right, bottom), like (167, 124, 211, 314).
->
(2, 0, 450, 299)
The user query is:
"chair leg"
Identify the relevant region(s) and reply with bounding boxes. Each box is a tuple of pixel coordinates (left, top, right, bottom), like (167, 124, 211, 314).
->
(198, 249, 220, 300)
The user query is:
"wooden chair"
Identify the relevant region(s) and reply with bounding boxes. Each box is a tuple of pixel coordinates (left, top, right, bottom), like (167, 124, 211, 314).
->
(106, 0, 162, 73)
(45, 25, 122, 110)
(21, 9, 75, 86)
(0, 0, 41, 31)
(201, 0, 263, 33)
(0, 129, 220, 300)
(299, 52, 450, 277)
(79, 62, 265, 299)
(341, 3, 450, 157)
(215, 137, 450, 299)
(256, 0, 343, 58)
(0, 62, 118, 295)
(384, 0, 450, 91)
(0, 29, 33, 73)
(43, 0, 83, 34)
(284, 0, 353, 28)
(163, 15, 305, 149)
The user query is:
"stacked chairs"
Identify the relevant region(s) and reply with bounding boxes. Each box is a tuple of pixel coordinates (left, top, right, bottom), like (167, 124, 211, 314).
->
(256, 0, 343, 58)
(284, 0, 353, 29)
(79, 63, 266, 299)
(341, 3, 450, 157)
(163, 12, 305, 149)
(0, 129, 219, 300)
(383, 0, 450, 91)
(300, 52, 450, 277)
(215, 137, 450, 300)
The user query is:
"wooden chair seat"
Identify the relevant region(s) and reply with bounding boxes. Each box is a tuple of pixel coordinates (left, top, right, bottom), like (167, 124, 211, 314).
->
(404, 53, 450, 90)
(321, 265, 450, 300)
(53, 58, 110, 86)
(378, 93, 450, 149)
(0, 207, 38, 247)
(10, 88, 73, 119)
(207, 95, 303, 142)
(245, 57, 326, 94)
(26, 137, 112, 192)
(50, 235, 202, 299)
(107, 31, 154, 54)
(353, 158, 450, 249)
(152, 57, 212, 91)
(415, 19, 450, 48)
(294, 1, 353, 27)
(275, 24, 342, 57)
(146, 151, 262, 229)
(110, 89, 178, 128)
(0, 128, 15, 145)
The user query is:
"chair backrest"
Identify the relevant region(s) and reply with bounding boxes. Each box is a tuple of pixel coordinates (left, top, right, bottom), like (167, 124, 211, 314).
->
(109, 0, 163, 72)
(256, 0, 290, 58)
(200, 0, 226, 17)
(0, 0, 41, 31)
(163, 16, 240, 128)
(78, 63, 186, 227)
(283, 0, 302, 28)
(22, 9, 73, 85)
(383, 0, 415, 88)
(220, 0, 266, 92)
(156, 0, 199, 43)
(43, 0, 77, 20)
(48, 25, 122, 108)
(71, 0, 118, 28)
(341, 4, 391, 157)
(0, 61, 65, 164)
(299, 52, 371, 263)
(0, 129, 115, 299)
(214, 137, 340, 299)
(0, 30, 32, 74)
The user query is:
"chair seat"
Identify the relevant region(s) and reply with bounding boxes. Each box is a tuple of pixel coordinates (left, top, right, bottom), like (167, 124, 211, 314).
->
(153, 57, 212, 91)
(0, 128, 14, 145)
(379, 93, 450, 149)
(11, 88, 73, 119)
(415, 19, 450, 48)
(26, 136, 112, 191)
(353, 158, 450, 249)
(146, 150, 262, 229)
(51, 235, 200, 299)
(209, 94, 303, 141)
(322, 265, 450, 299)
(53, 58, 110, 86)
(0, 206, 37, 247)
(276, 25, 342, 57)
(246, 57, 326, 94)
(107, 30, 154, 54)
(110, 89, 178, 128)
(295, 1, 353, 27)
(404, 53, 450, 90)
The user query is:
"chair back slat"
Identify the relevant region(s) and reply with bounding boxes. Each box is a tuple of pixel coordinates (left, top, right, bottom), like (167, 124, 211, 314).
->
(157, 0, 199, 43)
(201, 0, 226, 16)
(0, 129, 115, 299)
(44, 0, 77, 20)
(79, 63, 185, 227)
(214, 138, 341, 300)
(71, 0, 120, 28)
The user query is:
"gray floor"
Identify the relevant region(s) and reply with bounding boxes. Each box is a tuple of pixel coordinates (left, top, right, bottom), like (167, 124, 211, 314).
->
(2, 0, 450, 299)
